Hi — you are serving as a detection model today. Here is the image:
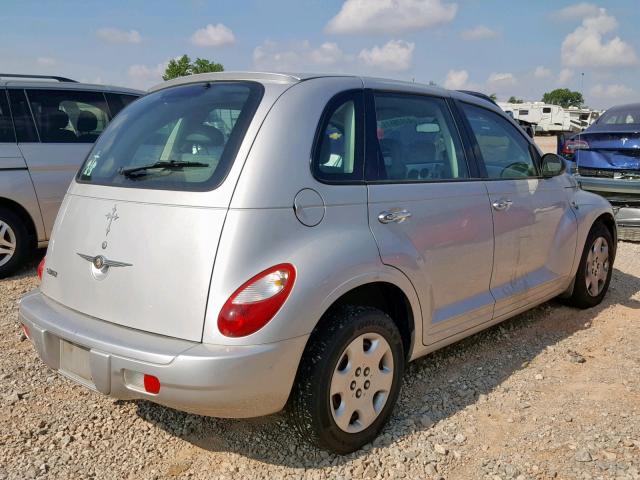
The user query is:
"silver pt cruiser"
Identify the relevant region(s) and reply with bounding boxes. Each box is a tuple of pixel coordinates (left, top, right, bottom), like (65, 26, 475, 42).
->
(20, 72, 616, 453)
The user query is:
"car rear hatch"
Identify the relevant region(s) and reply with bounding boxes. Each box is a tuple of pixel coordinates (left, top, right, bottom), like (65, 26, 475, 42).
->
(576, 129, 640, 174)
(40, 79, 283, 342)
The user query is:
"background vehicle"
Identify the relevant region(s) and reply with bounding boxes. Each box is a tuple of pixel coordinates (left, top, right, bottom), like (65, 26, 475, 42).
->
(559, 103, 640, 240)
(0, 74, 142, 277)
(20, 72, 615, 454)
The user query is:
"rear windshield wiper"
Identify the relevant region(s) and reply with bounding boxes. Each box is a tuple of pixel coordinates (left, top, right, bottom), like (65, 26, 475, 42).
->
(119, 160, 209, 177)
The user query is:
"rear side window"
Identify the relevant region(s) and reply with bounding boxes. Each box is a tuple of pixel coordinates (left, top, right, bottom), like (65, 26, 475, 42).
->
(0, 91, 15, 143)
(370, 93, 468, 182)
(105, 93, 139, 117)
(462, 102, 538, 179)
(26, 89, 110, 143)
(8, 90, 38, 142)
(312, 90, 364, 183)
(77, 82, 263, 192)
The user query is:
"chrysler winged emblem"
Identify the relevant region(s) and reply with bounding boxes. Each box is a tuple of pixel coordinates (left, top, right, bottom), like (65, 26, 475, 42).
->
(77, 253, 132, 270)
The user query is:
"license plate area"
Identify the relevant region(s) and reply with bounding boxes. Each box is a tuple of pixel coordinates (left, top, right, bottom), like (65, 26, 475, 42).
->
(59, 340, 95, 388)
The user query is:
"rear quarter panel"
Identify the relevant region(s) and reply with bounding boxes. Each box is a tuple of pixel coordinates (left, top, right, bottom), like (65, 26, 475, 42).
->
(202, 77, 423, 351)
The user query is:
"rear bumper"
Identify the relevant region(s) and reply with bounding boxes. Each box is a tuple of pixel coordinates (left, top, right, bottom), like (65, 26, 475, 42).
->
(576, 175, 640, 198)
(576, 175, 640, 240)
(19, 291, 308, 418)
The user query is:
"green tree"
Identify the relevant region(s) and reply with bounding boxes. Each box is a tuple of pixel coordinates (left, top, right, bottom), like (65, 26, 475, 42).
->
(162, 54, 224, 81)
(489, 93, 498, 102)
(541, 88, 584, 108)
(508, 96, 524, 104)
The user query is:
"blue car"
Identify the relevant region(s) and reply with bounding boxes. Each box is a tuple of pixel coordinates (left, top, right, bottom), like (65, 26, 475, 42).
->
(560, 103, 640, 240)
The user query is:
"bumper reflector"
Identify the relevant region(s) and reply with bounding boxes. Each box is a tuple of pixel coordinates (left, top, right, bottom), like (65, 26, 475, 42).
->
(124, 370, 161, 395)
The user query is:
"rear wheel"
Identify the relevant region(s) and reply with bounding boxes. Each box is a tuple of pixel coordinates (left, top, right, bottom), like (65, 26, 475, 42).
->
(289, 306, 404, 454)
(0, 207, 31, 278)
(565, 221, 614, 308)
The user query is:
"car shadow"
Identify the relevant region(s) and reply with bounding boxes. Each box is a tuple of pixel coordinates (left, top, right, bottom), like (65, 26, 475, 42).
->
(134, 266, 640, 468)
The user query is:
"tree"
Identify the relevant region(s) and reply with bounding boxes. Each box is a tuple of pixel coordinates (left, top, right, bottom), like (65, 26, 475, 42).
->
(489, 93, 498, 101)
(162, 54, 224, 81)
(541, 88, 584, 108)
(508, 96, 524, 104)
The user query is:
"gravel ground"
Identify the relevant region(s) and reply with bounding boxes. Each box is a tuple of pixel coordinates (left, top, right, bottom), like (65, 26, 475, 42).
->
(1, 243, 639, 480)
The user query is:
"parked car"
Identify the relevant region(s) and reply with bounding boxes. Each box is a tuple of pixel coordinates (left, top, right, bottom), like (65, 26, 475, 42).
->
(559, 103, 640, 240)
(20, 72, 616, 453)
(0, 74, 142, 276)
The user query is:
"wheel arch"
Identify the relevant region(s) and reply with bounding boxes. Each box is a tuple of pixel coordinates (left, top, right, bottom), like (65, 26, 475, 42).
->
(0, 196, 38, 249)
(310, 270, 422, 362)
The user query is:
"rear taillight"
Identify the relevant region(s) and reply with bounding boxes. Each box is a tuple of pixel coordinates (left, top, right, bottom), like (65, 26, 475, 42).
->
(143, 374, 161, 394)
(37, 257, 45, 281)
(218, 263, 296, 337)
(562, 139, 589, 155)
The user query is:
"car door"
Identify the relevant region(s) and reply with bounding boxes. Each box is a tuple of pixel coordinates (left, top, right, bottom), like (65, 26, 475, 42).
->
(458, 101, 578, 319)
(365, 91, 495, 346)
(12, 88, 112, 236)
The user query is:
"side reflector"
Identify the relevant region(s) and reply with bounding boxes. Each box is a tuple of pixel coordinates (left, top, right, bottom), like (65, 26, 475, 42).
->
(143, 374, 161, 394)
(37, 257, 45, 281)
(218, 263, 296, 337)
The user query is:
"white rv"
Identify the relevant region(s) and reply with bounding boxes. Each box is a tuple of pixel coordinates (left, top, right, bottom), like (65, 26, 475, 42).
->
(499, 102, 570, 133)
(499, 102, 601, 134)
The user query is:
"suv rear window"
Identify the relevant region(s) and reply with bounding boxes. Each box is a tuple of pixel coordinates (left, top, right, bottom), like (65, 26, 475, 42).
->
(77, 82, 263, 191)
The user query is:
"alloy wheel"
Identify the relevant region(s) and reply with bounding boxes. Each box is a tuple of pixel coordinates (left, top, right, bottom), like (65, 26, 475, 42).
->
(585, 236, 609, 297)
(0, 221, 17, 268)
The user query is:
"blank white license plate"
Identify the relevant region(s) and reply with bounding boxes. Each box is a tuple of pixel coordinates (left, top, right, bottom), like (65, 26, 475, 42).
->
(59, 340, 94, 386)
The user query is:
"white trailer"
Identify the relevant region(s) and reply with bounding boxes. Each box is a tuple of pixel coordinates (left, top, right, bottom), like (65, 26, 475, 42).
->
(498, 102, 601, 133)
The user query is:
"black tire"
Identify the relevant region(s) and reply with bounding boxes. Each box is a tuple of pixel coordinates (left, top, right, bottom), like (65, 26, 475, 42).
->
(0, 207, 31, 279)
(565, 221, 615, 308)
(289, 306, 405, 454)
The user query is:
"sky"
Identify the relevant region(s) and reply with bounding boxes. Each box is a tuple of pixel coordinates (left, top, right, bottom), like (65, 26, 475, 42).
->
(1, 0, 639, 108)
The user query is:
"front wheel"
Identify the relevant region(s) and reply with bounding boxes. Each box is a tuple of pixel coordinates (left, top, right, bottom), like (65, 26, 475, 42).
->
(289, 306, 405, 454)
(565, 221, 614, 308)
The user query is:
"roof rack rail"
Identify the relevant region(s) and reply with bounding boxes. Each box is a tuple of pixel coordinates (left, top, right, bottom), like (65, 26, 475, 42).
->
(0, 73, 77, 83)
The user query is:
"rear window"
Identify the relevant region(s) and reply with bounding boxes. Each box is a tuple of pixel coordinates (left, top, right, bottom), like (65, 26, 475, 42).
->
(77, 82, 263, 191)
(600, 107, 640, 125)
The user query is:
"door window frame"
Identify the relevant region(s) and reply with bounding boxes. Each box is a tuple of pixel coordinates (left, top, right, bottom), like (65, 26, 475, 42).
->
(364, 89, 483, 184)
(452, 99, 543, 181)
(0, 89, 17, 143)
(310, 89, 366, 185)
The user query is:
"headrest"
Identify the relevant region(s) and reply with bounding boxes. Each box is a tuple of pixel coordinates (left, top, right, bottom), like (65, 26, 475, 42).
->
(77, 111, 98, 133)
(185, 125, 224, 147)
(46, 110, 69, 130)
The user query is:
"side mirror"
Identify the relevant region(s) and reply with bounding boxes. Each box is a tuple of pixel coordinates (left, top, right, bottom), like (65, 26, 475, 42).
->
(540, 153, 566, 178)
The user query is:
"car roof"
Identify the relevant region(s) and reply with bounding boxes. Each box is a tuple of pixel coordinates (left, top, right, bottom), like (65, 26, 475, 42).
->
(0, 75, 143, 95)
(604, 102, 640, 112)
(148, 70, 499, 109)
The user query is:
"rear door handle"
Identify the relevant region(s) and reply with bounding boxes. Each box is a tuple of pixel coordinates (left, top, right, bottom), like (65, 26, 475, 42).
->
(491, 199, 513, 211)
(378, 209, 412, 224)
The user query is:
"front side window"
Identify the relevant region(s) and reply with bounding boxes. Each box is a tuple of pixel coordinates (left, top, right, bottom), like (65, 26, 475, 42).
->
(27, 89, 111, 143)
(371, 93, 468, 182)
(462, 103, 538, 179)
(77, 82, 263, 191)
(0, 91, 15, 143)
(313, 91, 364, 183)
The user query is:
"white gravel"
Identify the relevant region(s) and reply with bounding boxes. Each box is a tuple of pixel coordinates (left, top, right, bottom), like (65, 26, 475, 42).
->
(1, 243, 639, 480)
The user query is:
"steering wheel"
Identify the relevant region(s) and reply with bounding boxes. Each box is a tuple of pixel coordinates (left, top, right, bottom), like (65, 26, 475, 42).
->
(500, 162, 531, 178)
